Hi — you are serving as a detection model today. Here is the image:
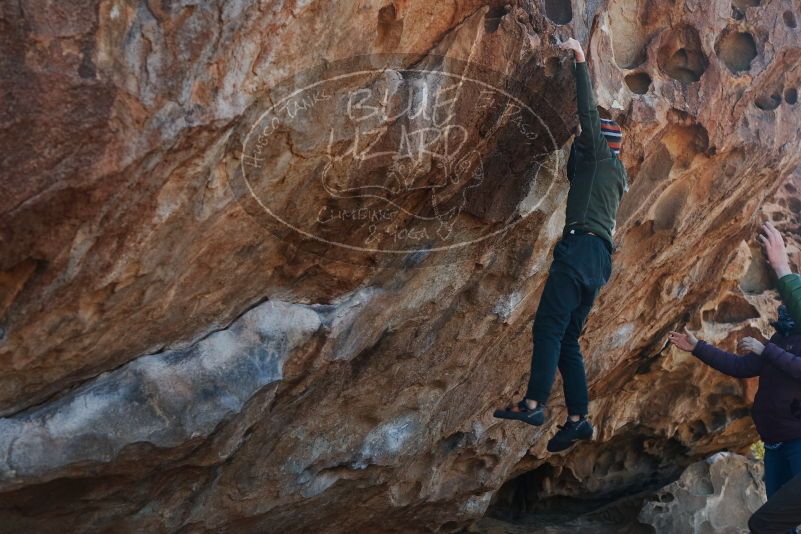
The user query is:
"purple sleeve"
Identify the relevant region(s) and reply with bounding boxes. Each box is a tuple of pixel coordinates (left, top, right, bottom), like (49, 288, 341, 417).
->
(762, 343, 801, 381)
(690, 340, 764, 378)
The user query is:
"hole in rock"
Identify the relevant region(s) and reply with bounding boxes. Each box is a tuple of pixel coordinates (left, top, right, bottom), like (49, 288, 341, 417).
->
(715, 30, 757, 74)
(702, 295, 760, 323)
(660, 492, 676, 503)
(484, 5, 507, 33)
(652, 182, 689, 232)
(608, 0, 652, 68)
(732, 406, 752, 420)
(740, 247, 773, 294)
(78, 54, 96, 79)
(490, 463, 557, 516)
(709, 409, 729, 432)
(785, 87, 798, 104)
(732, 0, 760, 18)
(624, 71, 652, 94)
(657, 25, 708, 83)
(376, 4, 403, 49)
(784, 10, 797, 28)
(378, 4, 395, 22)
(755, 93, 781, 110)
(661, 122, 709, 169)
(687, 419, 708, 440)
(788, 196, 801, 212)
(544, 0, 572, 25)
(616, 143, 673, 223)
(640, 143, 674, 182)
(544, 56, 561, 77)
(439, 521, 461, 532)
(617, 141, 673, 224)
(732, 0, 761, 10)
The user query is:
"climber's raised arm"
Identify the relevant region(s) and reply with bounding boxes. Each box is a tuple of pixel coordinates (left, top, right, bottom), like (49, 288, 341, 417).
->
(668, 328, 764, 378)
(761, 221, 801, 324)
(559, 38, 608, 160)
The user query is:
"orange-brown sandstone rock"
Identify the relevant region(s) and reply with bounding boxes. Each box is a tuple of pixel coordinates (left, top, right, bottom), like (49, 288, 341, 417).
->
(1, 0, 800, 531)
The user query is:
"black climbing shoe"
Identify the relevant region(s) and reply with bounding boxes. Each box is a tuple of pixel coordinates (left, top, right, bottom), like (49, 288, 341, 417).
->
(493, 400, 545, 426)
(546, 417, 594, 452)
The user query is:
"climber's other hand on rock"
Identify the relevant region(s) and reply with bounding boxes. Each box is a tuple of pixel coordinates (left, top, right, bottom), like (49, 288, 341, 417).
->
(668, 328, 698, 352)
(760, 221, 792, 278)
(558, 38, 585, 62)
(738, 336, 765, 355)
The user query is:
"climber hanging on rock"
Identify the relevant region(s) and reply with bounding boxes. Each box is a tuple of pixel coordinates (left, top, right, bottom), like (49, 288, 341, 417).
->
(493, 36, 628, 453)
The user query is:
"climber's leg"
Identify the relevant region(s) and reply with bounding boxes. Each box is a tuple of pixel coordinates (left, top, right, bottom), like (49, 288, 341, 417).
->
(540, 283, 598, 453)
(784, 437, 801, 479)
(749, 472, 801, 534)
(524, 268, 583, 407)
(557, 285, 598, 417)
(764, 443, 792, 498)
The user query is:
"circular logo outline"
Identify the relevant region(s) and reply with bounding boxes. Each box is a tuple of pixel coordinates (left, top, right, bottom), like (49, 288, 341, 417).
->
(237, 55, 565, 257)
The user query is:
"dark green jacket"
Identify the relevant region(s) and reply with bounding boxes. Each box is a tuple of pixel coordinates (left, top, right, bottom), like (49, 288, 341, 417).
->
(778, 273, 801, 325)
(565, 61, 628, 248)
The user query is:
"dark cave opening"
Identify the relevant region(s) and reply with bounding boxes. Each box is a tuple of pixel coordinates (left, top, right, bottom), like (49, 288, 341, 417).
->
(484, 435, 688, 529)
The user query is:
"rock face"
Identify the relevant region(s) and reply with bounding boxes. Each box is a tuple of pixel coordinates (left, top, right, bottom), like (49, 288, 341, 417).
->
(638, 453, 765, 534)
(1, 0, 800, 532)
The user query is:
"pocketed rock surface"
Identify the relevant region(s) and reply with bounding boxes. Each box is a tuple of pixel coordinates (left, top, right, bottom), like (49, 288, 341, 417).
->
(1, 0, 800, 532)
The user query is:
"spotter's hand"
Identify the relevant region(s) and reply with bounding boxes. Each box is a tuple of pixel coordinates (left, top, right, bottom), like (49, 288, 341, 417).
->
(738, 336, 765, 355)
(759, 221, 792, 278)
(668, 327, 699, 353)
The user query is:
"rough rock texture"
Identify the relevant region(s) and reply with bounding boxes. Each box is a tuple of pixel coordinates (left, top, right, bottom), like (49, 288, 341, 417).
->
(1, 0, 801, 532)
(638, 452, 765, 534)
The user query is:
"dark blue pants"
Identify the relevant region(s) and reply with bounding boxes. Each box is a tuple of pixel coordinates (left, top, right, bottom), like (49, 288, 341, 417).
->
(751, 440, 801, 533)
(764, 438, 801, 498)
(525, 233, 611, 415)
